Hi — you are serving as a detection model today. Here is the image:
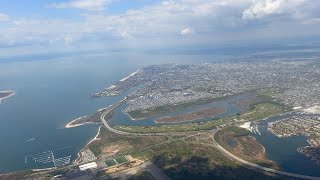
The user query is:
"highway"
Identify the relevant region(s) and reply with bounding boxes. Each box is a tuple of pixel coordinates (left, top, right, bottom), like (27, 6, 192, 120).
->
(100, 106, 198, 136)
(212, 131, 320, 180)
(99, 102, 320, 180)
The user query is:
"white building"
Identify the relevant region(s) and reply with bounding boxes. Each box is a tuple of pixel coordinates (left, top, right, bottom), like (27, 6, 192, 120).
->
(79, 162, 97, 171)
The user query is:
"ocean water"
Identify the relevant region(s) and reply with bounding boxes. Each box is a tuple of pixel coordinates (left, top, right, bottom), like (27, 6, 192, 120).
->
(1, 52, 318, 176)
(0, 52, 216, 173)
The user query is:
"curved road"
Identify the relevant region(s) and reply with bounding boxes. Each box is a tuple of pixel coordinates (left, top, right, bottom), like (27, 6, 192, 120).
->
(212, 131, 320, 180)
(100, 108, 196, 136)
(100, 104, 320, 180)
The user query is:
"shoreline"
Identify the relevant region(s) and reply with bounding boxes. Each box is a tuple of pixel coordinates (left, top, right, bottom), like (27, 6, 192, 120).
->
(65, 116, 88, 128)
(119, 70, 140, 82)
(75, 125, 102, 164)
(65, 116, 101, 129)
(123, 111, 146, 121)
(88, 125, 102, 144)
(75, 98, 128, 163)
(74, 98, 126, 164)
(0, 90, 15, 103)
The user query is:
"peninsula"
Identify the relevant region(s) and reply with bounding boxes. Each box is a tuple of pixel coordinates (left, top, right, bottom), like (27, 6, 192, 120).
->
(65, 111, 103, 128)
(0, 90, 15, 103)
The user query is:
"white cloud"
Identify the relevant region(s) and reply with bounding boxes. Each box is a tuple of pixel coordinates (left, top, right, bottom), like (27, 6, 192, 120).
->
(162, 1, 175, 6)
(303, 18, 320, 24)
(242, 0, 306, 20)
(0, 13, 9, 22)
(1, 0, 320, 57)
(180, 27, 193, 35)
(49, 0, 113, 10)
(64, 36, 73, 45)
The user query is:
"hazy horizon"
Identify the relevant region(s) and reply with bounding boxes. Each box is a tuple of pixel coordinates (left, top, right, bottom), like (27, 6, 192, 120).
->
(1, 0, 320, 61)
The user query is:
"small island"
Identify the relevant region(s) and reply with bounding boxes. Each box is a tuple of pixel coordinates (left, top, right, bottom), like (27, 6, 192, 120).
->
(0, 90, 15, 103)
(155, 107, 225, 123)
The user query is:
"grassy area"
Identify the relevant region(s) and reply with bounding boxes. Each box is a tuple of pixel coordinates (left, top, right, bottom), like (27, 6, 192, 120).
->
(105, 156, 128, 168)
(129, 171, 155, 180)
(221, 126, 251, 137)
(215, 126, 251, 144)
(132, 139, 285, 180)
(257, 88, 287, 103)
(114, 101, 287, 134)
(115, 156, 128, 164)
(239, 103, 285, 121)
(214, 126, 279, 169)
(88, 127, 168, 157)
(105, 159, 117, 167)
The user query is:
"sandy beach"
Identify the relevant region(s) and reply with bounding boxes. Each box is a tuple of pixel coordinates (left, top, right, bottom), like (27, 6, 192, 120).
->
(119, 70, 140, 82)
(75, 125, 102, 163)
(88, 125, 102, 144)
(0, 90, 15, 103)
(65, 116, 89, 128)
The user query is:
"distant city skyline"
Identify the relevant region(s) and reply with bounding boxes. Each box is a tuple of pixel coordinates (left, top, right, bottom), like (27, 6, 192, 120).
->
(1, 0, 320, 59)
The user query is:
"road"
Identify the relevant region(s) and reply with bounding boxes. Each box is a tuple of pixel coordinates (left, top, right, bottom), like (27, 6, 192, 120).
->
(100, 101, 320, 180)
(100, 106, 199, 136)
(212, 131, 320, 180)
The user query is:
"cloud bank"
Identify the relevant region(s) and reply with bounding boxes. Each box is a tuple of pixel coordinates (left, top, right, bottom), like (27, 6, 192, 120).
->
(0, 0, 320, 57)
(49, 0, 114, 10)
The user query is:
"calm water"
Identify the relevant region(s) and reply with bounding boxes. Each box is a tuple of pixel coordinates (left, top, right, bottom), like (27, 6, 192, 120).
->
(0, 52, 217, 173)
(253, 113, 320, 176)
(109, 93, 257, 126)
(1, 52, 319, 176)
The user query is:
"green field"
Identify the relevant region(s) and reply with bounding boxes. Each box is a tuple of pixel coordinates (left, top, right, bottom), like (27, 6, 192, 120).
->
(105, 159, 117, 167)
(105, 156, 128, 167)
(115, 156, 128, 164)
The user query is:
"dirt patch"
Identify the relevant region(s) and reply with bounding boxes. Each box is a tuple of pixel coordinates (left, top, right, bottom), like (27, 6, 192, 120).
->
(102, 144, 129, 154)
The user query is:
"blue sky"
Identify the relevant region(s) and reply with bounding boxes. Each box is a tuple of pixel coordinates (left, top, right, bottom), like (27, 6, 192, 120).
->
(0, 0, 320, 59)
